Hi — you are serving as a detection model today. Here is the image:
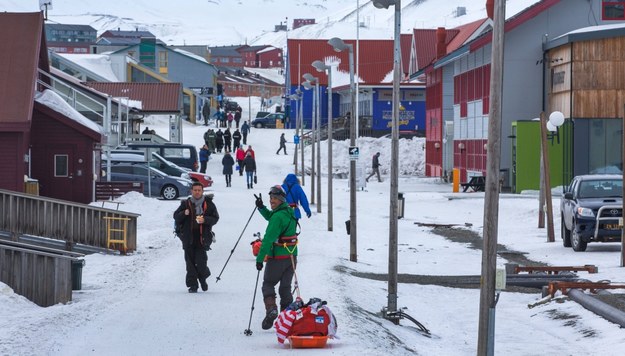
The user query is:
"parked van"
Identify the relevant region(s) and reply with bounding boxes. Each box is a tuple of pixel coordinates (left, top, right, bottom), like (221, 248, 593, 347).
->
(119, 143, 199, 172)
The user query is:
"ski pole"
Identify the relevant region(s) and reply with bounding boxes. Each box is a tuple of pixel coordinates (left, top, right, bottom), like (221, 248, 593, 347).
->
(244, 269, 261, 336)
(215, 205, 257, 282)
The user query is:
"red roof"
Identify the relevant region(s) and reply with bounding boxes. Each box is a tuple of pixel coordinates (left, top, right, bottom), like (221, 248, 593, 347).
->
(288, 38, 411, 86)
(82, 82, 183, 113)
(446, 18, 489, 53)
(411, 18, 488, 73)
(412, 29, 458, 72)
(401, 34, 412, 77)
(0, 12, 49, 130)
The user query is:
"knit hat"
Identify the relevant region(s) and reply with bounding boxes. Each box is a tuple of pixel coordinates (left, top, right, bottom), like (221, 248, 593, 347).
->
(268, 185, 286, 202)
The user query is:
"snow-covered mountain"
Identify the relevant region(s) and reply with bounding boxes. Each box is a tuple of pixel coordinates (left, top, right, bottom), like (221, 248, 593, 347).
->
(2, 0, 540, 47)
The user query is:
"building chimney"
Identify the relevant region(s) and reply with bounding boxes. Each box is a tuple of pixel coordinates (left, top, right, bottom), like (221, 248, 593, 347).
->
(436, 27, 447, 59)
(486, 0, 494, 20)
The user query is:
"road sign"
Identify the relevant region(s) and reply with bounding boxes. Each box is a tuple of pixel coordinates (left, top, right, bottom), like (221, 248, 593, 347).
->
(349, 146, 359, 161)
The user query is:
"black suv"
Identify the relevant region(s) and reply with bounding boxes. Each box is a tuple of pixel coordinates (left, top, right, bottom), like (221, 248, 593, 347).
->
(251, 113, 286, 128)
(560, 174, 623, 251)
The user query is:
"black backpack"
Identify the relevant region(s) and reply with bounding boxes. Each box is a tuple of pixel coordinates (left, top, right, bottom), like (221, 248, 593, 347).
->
(174, 198, 191, 239)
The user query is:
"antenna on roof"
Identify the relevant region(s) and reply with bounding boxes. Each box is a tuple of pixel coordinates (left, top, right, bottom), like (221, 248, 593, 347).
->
(39, 0, 53, 21)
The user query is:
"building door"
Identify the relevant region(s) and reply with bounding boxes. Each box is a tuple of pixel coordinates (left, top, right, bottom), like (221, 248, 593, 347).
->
(47, 145, 75, 201)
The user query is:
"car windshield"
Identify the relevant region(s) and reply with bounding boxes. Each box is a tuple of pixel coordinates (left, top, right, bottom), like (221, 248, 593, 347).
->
(578, 179, 623, 198)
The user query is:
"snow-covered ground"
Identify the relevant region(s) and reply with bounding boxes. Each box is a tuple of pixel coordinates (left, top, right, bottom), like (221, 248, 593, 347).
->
(2, 102, 625, 355)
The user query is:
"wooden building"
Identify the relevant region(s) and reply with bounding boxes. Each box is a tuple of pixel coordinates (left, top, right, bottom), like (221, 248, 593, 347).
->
(546, 24, 625, 180)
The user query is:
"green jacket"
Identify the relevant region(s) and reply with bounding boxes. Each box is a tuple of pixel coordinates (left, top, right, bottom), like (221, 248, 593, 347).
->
(256, 202, 297, 263)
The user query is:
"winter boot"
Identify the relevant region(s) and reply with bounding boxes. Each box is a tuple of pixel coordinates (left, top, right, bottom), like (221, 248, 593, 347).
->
(262, 296, 278, 330)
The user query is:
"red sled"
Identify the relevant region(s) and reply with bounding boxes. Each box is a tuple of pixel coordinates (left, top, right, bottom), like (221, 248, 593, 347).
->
(288, 335, 329, 349)
(275, 302, 337, 348)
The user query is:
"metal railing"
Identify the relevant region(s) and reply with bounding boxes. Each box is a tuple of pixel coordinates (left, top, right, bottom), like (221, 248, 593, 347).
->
(302, 115, 373, 144)
(0, 189, 140, 252)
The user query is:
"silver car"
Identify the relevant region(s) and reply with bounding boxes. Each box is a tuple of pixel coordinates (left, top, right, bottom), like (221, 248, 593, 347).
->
(103, 162, 192, 200)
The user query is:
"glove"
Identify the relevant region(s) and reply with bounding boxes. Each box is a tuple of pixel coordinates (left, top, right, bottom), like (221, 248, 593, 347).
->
(306, 212, 312, 218)
(256, 262, 263, 271)
(254, 194, 265, 209)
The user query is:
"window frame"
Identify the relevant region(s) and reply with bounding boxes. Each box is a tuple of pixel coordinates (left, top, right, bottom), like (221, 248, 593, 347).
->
(54, 155, 69, 177)
(602, 1, 625, 20)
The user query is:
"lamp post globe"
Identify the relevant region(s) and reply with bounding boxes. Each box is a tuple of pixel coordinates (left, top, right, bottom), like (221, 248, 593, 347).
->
(548, 111, 565, 127)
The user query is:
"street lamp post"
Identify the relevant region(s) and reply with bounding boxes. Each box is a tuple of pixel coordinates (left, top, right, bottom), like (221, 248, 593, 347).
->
(303, 79, 316, 205)
(373, 0, 401, 324)
(329, 37, 357, 262)
(304, 73, 321, 210)
(312, 60, 334, 231)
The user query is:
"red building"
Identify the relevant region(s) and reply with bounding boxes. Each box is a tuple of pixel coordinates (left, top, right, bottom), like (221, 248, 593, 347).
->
(257, 47, 283, 68)
(0, 12, 103, 204)
(416, 19, 490, 179)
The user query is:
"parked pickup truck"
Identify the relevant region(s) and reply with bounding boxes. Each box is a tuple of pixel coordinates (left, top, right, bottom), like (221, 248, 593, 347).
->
(560, 174, 623, 251)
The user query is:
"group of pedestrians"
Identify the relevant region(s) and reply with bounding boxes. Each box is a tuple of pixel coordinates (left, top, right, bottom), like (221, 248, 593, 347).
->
(203, 123, 250, 154)
(211, 106, 243, 129)
(221, 145, 256, 188)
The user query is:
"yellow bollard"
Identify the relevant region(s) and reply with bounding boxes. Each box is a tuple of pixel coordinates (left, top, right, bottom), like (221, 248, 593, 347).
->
(452, 168, 460, 193)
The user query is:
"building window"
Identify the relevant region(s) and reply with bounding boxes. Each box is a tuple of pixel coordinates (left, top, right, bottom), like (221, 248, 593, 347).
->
(220, 57, 230, 63)
(603, 1, 625, 20)
(159, 51, 168, 68)
(54, 155, 69, 177)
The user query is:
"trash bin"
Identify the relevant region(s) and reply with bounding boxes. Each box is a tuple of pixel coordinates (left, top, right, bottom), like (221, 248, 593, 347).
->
(345, 220, 350, 235)
(71, 259, 85, 290)
(397, 192, 405, 219)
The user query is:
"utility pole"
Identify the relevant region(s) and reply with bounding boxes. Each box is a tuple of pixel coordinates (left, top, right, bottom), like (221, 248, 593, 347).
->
(349, 52, 357, 263)
(316, 81, 322, 213)
(477, 0, 504, 355)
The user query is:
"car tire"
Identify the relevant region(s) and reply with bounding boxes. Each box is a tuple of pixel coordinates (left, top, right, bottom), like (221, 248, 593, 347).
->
(571, 225, 588, 252)
(255, 123, 263, 128)
(561, 214, 571, 247)
(161, 184, 179, 200)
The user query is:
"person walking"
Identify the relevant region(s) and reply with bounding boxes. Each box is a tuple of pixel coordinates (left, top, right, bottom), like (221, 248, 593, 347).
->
(199, 144, 210, 173)
(366, 152, 382, 183)
(204, 129, 216, 154)
(235, 146, 246, 176)
(245, 145, 255, 160)
(241, 120, 250, 145)
(243, 151, 256, 189)
(227, 111, 234, 128)
(215, 128, 224, 153)
(221, 151, 235, 187)
(223, 128, 232, 153)
(232, 129, 242, 150)
(282, 173, 311, 221)
(254, 186, 298, 330)
(202, 102, 210, 126)
(173, 182, 219, 293)
(234, 107, 242, 129)
(276, 133, 287, 155)
(212, 109, 224, 128)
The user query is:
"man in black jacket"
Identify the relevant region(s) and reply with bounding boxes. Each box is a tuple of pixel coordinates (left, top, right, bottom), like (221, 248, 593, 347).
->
(173, 182, 219, 293)
(366, 152, 382, 183)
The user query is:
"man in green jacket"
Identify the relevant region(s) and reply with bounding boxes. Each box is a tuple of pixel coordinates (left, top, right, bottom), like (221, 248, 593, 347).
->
(255, 185, 298, 330)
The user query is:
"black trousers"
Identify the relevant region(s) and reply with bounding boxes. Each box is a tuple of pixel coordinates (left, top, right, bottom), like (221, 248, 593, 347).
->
(262, 257, 297, 310)
(184, 245, 210, 288)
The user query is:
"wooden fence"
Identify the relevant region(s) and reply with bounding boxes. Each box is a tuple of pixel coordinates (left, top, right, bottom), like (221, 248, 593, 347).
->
(0, 189, 140, 252)
(95, 181, 144, 201)
(0, 240, 83, 307)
